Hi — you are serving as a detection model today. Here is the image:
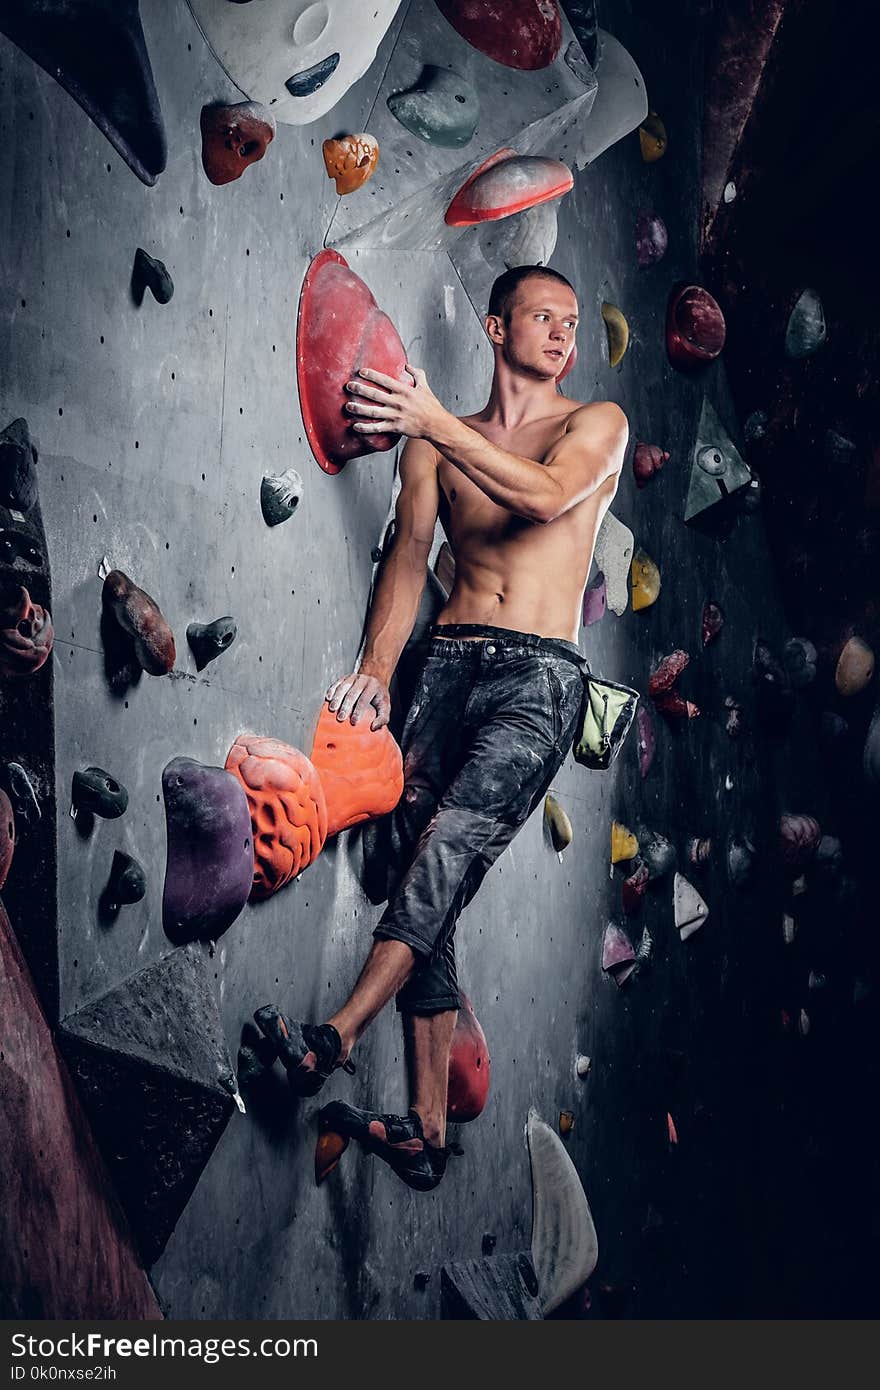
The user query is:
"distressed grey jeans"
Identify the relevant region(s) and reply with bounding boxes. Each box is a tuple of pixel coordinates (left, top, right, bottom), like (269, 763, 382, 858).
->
(373, 623, 586, 1015)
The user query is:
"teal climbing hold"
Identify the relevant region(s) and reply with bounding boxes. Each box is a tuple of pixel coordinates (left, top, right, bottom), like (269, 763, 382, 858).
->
(387, 65, 479, 148)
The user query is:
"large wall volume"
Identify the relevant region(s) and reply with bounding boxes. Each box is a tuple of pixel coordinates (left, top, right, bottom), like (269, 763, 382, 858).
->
(2, 0, 868, 1318)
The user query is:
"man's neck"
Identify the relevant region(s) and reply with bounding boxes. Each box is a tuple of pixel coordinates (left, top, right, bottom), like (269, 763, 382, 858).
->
(478, 365, 562, 431)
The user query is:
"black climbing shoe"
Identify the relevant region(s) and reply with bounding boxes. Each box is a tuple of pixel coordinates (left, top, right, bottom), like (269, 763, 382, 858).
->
(253, 1006, 355, 1097)
(317, 1101, 448, 1192)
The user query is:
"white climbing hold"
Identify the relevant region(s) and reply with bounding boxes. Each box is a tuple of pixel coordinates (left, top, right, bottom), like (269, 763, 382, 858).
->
(528, 1109, 598, 1315)
(593, 510, 634, 615)
(576, 1054, 591, 1078)
(673, 872, 708, 940)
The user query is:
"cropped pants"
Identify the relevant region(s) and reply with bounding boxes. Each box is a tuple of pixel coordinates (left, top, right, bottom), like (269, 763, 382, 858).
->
(372, 623, 586, 1015)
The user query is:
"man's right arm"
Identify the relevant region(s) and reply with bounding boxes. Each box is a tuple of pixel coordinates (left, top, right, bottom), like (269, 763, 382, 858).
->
(325, 437, 440, 728)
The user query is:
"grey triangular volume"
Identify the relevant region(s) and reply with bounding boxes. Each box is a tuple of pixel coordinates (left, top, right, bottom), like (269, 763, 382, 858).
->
(0, 0, 166, 186)
(684, 396, 752, 522)
(59, 944, 235, 1092)
(57, 946, 236, 1265)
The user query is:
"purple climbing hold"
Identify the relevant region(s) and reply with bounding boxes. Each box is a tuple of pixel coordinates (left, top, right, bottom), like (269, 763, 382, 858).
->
(162, 757, 254, 945)
(602, 921, 636, 986)
(635, 210, 668, 267)
(636, 705, 655, 779)
(582, 571, 606, 626)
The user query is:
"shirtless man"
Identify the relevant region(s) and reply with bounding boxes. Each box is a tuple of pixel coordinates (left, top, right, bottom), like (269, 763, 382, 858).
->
(254, 265, 628, 1190)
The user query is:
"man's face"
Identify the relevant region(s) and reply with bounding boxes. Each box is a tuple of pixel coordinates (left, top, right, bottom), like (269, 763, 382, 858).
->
(489, 278, 579, 380)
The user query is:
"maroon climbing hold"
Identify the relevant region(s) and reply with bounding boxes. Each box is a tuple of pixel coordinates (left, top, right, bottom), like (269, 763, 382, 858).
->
(635, 210, 668, 267)
(779, 813, 821, 867)
(445, 150, 573, 227)
(162, 757, 254, 945)
(0, 417, 38, 513)
(447, 994, 491, 1122)
(622, 863, 649, 915)
(200, 101, 276, 185)
(648, 649, 689, 697)
(582, 571, 606, 626)
(0, 585, 53, 678)
(632, 442, 669, 489)
(102, 570, 175, 676)
(654, 690, 699, 719)
(636, 705, 655, 778)
(436, 1, 563, 71)
(701, 601, 724, 647)
(0, 789, 14, 892)
(666, 283, 726, 370)
(296, 249, 409, 476)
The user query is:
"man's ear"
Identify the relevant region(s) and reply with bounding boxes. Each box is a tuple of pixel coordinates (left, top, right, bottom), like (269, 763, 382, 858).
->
(485, 313, 504, 346)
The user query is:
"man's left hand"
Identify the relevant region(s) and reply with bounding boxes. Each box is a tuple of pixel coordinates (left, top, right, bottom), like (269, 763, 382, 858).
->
(345, 365, 447, 440)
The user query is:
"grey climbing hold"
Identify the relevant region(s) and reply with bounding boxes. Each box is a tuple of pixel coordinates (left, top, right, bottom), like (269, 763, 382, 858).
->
(782, 637, 818, 688)
(785, 288, 826, 359)
(132, 248, 173, 305)
(0, 418, 38, 513)
(638, 828, 675, 879)
(685, 397, 752, 523)
(501, 202, 559, 269)
(71, 767, 128, 820)
(387, 66, 479, 149)
(103, 850, 146, 909)
(187, 617, 237, 671)
(563, 38, 595, 86)
(5, 762, 40, 826)
(260, 469, 303, 526)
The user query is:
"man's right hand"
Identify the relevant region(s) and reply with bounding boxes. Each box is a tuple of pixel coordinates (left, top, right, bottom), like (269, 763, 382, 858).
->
(325, 670, 391, 730)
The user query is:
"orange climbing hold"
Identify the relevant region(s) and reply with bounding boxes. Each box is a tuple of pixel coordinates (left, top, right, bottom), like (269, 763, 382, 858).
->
(225, 734, 328, 901)
(310, 705, 404, 837)
(322, 133, 380, 195)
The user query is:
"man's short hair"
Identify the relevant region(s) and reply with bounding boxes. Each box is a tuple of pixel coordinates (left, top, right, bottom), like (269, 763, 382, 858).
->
(487, 265, 576, 322)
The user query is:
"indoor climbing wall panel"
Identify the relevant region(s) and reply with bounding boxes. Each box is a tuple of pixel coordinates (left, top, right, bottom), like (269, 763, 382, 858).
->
(1, 0, 836, 1320)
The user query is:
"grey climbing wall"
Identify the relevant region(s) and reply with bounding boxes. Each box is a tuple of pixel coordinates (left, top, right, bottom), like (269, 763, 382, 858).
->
(2, 0, 857, 1319)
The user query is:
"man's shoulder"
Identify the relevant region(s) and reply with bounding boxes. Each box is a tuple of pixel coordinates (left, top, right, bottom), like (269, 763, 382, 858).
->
(563, 400, 629, 432)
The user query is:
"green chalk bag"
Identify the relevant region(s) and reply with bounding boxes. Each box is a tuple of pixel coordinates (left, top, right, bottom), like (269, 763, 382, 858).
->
(573, 665, 640, 771)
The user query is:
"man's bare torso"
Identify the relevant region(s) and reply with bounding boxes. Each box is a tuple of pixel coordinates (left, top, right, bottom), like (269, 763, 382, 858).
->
(432, 400, 619, 645)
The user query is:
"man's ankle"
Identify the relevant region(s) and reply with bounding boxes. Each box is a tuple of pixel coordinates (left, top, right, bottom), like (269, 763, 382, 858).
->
(411, 1105, 445, 1148)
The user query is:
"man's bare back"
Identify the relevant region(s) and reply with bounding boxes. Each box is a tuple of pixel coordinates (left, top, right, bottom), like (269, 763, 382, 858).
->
(434, 399, 621, 645)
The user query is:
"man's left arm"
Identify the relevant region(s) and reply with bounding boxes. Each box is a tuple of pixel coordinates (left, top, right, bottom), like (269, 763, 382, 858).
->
(345, 367, 628, 524)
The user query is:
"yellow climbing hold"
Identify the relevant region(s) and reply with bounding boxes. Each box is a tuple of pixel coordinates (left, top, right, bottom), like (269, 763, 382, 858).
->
(601, 302, 629, 367)
(639, 110, 667, 162)
(611, 821, 639, 863)
(631, 549, 661, 611)
(835, 635, 874, 696)
(544, 794, 573, 852)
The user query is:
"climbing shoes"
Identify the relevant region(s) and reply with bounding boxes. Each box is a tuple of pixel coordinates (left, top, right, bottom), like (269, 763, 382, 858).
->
(253, 1006, 355, 1097)
(316, 1102, 449, 1192)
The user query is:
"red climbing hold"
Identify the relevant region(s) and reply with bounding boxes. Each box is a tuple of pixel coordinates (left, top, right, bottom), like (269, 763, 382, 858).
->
(445, 149, 573, 226)
(447, 994, 491, 1122)
(0, 585, 53, 678)
(666, 283, 726, 370)
(296, 249, 409, 475)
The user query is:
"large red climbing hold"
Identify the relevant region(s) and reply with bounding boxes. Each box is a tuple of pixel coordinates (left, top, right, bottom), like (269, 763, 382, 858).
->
(225, 735, 328, 900)
(436, 1, 563, 71)
(296, 249, 409, 475)
(447, 994, 491, 1122)
(446, 149, 573, 226)
(0, 790, 14, 891)
(310, 704, 404, 837)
